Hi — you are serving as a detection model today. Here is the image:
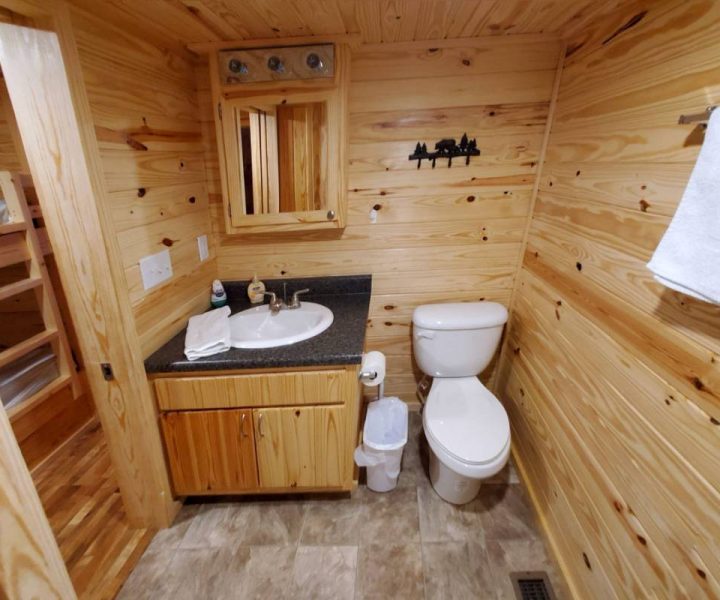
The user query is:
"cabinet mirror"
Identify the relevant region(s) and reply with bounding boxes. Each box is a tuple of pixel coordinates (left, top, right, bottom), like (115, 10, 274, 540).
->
(211, 43, 349, 234)
(229, 101, 326, 216)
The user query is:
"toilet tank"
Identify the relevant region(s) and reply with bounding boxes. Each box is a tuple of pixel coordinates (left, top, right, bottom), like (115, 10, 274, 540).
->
(412, 302, 508, 377)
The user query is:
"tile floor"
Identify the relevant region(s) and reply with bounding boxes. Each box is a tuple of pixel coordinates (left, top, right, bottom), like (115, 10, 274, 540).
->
(119, 412, 567, 599)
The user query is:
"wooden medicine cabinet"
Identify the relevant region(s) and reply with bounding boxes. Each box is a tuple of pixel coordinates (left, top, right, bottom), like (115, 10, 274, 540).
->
(209, 43, 349, 234)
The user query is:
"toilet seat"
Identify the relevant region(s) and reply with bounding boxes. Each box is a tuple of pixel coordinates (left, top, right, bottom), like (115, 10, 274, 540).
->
(423, 377, 510, 478)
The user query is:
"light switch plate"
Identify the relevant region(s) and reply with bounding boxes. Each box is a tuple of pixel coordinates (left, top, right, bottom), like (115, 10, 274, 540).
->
(139, 249, 173, 290)
(197, 234, 209, 262)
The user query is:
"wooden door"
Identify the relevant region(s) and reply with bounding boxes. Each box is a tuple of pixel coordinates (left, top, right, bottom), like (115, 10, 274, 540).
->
(253, 406, 348, 489)
(161, 409, 258, 494)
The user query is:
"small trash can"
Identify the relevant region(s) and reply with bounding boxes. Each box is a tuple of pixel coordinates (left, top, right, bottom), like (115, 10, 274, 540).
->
(354, 397, 408, 492)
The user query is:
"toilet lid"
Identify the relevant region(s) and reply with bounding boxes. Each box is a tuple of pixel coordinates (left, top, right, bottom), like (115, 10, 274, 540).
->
(425, 377, 510, 466)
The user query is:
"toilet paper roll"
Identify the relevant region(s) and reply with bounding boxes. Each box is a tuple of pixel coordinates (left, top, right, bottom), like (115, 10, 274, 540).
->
(360, 351, 386, 387)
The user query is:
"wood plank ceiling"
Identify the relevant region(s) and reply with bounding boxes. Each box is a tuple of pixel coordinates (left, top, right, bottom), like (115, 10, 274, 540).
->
(66, 1, 617, 48)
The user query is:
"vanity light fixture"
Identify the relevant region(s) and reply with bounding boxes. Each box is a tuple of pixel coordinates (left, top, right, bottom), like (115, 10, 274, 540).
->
(267, 55, 285, 73)
(228, 58, 248, 74)
(219, 44, 334, 85)
(306, 52, 324, 71)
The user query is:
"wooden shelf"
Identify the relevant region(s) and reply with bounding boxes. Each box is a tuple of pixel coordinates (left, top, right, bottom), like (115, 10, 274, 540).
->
(0, 230, 30, 269)
(0, 221, 26, 235)
(6, 373, 72, 421)
(0, 329, 58, 369)
(0, 276, 42, 302)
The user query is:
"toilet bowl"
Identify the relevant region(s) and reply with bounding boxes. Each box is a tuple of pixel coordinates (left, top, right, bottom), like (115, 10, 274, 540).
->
(412, 302, 510, 504)
(424, 377, 510, 504)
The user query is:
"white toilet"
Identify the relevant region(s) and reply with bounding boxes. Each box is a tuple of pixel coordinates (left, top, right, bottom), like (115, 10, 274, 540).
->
(412, 302, 511, 504)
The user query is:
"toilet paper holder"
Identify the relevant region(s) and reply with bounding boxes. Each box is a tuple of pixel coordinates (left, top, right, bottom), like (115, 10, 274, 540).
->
(358, 369, 384, 400)
(359, 351, 386, 400)
(358, 370, 378, 381)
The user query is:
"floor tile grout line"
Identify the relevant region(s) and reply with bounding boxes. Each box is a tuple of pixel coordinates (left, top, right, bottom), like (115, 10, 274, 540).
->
(415, 484, 424, 545)
(353, 541, 361, 600)
(420, 534, 429, 600)
(414, 481, 430, 599)
(296, 502, 308, 549)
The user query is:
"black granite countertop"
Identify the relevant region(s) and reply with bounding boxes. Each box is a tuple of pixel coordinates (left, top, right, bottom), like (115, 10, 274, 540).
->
(144, 275, 371, 373)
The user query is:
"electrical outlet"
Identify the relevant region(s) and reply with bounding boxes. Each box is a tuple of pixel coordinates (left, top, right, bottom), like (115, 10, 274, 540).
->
(197, 234, 209, 262)
(139, 249, 173, 290)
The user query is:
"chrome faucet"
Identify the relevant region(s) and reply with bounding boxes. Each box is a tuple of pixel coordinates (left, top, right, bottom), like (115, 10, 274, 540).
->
(264, 288, 310, 314)
(288, 288, 310, 309)
(263, 291, 285, 315)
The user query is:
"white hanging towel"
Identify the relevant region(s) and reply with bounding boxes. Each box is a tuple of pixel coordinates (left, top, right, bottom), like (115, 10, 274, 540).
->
(184, 306, 232, 360)
(647, 108, 720, 304)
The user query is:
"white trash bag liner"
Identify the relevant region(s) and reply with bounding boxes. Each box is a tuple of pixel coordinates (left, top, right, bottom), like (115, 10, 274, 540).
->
(354, 396, 408, 492)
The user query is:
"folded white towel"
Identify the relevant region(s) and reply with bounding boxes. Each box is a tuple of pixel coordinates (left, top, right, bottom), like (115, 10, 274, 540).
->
(184, 306, 231, 360)
(647, 108, 720, 304)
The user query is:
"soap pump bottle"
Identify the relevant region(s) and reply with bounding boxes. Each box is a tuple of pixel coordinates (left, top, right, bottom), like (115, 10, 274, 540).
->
(248, 274, 265, 304)
(210, 279, 227, 308)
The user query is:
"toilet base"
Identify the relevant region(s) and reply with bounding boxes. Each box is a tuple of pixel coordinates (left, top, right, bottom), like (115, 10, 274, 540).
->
(429, 448, 482, 504)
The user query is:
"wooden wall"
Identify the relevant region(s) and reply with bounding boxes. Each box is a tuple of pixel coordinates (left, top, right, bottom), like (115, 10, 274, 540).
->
(201, 36, 562, 402)
(67, 6, 217, 356)
(496, 0, 720, 597)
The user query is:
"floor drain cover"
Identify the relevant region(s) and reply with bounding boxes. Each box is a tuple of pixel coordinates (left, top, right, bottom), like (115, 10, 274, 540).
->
(510, 571, 556, 600)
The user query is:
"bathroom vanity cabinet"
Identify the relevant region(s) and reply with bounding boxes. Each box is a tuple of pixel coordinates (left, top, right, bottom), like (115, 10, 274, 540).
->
(153, 367, 360, 496)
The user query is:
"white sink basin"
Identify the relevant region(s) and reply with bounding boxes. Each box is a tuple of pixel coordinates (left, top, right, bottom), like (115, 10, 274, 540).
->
(229, 302, 334, 349)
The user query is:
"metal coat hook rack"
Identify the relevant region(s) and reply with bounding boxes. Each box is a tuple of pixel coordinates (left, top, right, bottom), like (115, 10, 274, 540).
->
(408, 133, 480, 169)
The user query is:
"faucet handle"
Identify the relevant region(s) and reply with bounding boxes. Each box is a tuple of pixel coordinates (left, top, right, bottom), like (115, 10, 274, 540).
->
(288, 288, 310, 309)
(263, 291, 284, 314)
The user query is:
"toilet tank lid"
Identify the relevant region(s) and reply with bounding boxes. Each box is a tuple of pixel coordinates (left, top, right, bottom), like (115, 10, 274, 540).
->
(412, 302, 508, 330)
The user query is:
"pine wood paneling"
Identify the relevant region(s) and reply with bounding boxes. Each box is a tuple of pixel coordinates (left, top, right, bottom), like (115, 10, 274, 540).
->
(204, 37, 561, 402)
(65, 1, 617, 47)
(349, 70, 555, 113)
(68, 6, 217, 356)
(497, 1, 720, 597)
(351, 38, 559, 80)
(349, 103, 549, 142)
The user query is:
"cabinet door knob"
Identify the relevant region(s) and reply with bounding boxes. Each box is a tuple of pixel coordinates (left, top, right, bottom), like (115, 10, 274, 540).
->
(258, 413, 266, 437)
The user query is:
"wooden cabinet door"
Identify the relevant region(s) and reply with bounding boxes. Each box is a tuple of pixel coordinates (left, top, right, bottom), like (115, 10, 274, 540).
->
(161, 409, 258, 494)
(253, 405, 349, 489)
